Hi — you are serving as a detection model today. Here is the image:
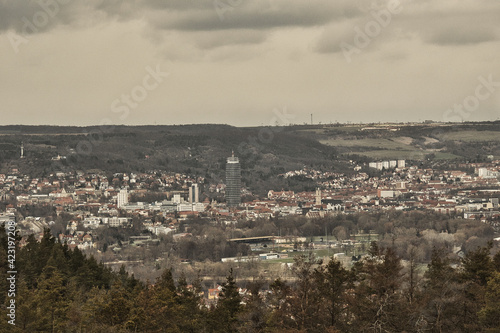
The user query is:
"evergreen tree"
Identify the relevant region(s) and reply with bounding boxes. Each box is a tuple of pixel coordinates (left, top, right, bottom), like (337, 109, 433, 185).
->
(460, 243, 495, 331)
(479, 271, 500, 330)
(32, 265, 69, 332)
(13, 279, 36, 332)
(176, 272, 206, 332)
(97, 279, 132, 328)
(423, 247, 470, 332)
(462, 242, 495, 287)
(314, 257, 352, 331)
(266, 278, 293, 330)
(287, 253, 325, 332)
(351, 245, 407, 332)
(211, 268, 242, 333)
(239, 279, 268, 333)
(81, 285, 111, 331)
(128, 268, 183, 332)
(17, 233, 40, 288)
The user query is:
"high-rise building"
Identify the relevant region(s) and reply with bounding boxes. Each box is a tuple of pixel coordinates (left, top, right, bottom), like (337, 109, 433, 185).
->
(189, 183, 199, 203)
(225, 152, 241, 207)
(117, 188, 128, 208)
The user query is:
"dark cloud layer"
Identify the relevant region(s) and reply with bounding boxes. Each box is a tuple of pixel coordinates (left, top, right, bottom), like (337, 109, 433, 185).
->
(2, 0, 499, 50)
(0, 0, 361, 32)
(428, 28, 497, 46)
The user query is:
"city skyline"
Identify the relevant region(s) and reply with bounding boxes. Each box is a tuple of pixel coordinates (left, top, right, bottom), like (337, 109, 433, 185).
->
(0, 0, 499, 126)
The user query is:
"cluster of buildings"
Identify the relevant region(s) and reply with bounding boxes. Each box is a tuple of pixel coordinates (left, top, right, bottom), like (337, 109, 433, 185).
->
(368, 159, 406, 170)
(3, 155, 500, 243)
(225, 159, 500, 227)
(58, 231, 95, 250)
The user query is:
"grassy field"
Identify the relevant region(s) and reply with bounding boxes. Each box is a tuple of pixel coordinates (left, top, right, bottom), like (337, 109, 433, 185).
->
(441, 130, 500, 142)
(433, 152, 462, 159)
(296, 128, 328, 134)
(321, 137, 461, 160)
(320, 138, 413, 150)
(296, 126, 363, 135)
(325, 126, 364, 133)
(351, 150, 460, 160)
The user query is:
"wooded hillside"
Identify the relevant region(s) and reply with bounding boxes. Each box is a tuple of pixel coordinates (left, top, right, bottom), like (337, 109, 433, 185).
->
(2, 227, 500, 332)
(3, 122, 500, 194)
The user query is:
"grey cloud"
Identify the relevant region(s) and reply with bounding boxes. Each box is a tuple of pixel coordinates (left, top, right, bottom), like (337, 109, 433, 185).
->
(0, 1, 60, 33)
(1, 0, 362, 33)
(93, 0, 141, 20)
(102, 0, 364, 50)
(314, 1, 500, 54)
(315, 20, 363, 54)
(139, 0, 213, 12)
(404, 2, 500, 46)
(140, 0, 362, 32)
(0, 0, 363, 51)
(428, 29, 497, 46)
(191, 30, 267, 50)
(0, 0, 107, 34)
(4, 0, 500, 53)
(424, 22, 499, 46)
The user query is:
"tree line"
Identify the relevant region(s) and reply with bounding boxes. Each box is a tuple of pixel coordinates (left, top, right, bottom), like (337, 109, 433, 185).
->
(2, 227, 500, 332)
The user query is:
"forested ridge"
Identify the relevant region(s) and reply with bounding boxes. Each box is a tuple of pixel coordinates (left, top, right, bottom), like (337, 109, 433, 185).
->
(2, 227, 500, 332)
(3, 122, 500, 195)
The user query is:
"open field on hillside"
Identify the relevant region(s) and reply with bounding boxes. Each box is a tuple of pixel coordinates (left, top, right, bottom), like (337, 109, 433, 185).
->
(441, 130, 500, 142)
(320, 137, 461, 160)
(320, 138, 413, 150)
(353, 150, 460, 160)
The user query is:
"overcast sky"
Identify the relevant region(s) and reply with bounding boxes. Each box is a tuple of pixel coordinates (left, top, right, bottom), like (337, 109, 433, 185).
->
(1, 0, 499, 126)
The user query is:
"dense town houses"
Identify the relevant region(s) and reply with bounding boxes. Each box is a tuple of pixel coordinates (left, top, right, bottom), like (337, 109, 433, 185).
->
(2, 160, 500, 249)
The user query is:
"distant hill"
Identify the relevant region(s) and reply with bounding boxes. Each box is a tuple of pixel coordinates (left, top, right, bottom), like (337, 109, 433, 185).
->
(0, 124, 340, 194)
(1, 121, 500, 194)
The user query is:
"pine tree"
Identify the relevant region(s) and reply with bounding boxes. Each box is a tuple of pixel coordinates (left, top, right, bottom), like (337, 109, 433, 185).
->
(239, 279, 268, 333)
(212, 268, 242, 333)
(314, 257, 352, 331)
(13, 278, 36, 331)
(478, 271, 500, 330)
(423, 247, 468, 332)
(351, 245, 406, 332)
(462, 242, 495, 287)
(460, 243, 495, 331)
(32, 265, 69, 332)
(267, 278, 293, 330)
(287, 253, 324, 332)
(128, 268, 181, 332)
(98, 279, 132, 328)
(81, 286, 109, 331)
(176, 272, 207, 332)
(17, 233, 40, 288)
